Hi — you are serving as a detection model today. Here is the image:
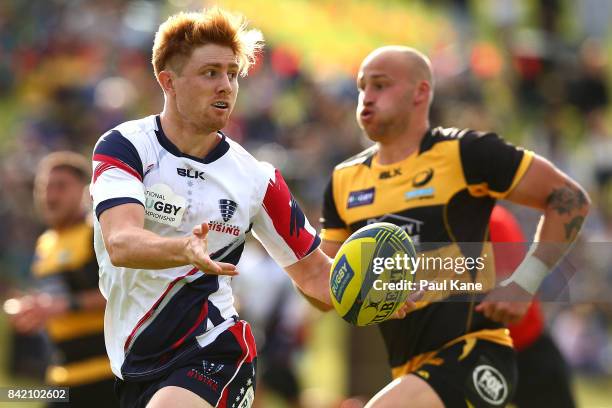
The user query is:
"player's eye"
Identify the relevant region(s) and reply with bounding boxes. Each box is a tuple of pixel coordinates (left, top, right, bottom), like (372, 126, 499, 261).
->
(204, 70, 217, 77)
(228, 72, 237, 80)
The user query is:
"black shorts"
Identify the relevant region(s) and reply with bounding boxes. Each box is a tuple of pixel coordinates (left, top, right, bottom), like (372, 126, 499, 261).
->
(411, 339, 517, 408)
(513, 332, 575, 408)
(115, 320, 257, 408)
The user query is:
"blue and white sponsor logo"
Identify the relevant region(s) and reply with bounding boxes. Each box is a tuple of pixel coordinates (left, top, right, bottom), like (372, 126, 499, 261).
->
(404, 187, 435, 201)
(347, 187, 375, 208)
(331, 255, 355, 303)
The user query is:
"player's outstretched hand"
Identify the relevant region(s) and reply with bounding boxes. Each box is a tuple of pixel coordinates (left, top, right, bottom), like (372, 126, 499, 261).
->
(186, 223, 238, 276)
(475, 282, 532, 325)
(391, 290, 424, 320)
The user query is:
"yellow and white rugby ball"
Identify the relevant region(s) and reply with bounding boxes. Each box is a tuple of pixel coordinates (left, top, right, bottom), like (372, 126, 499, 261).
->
(329, 222, 416, 326)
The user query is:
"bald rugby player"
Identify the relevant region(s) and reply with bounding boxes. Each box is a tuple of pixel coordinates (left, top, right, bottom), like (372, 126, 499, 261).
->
(320, 46, 589, 408)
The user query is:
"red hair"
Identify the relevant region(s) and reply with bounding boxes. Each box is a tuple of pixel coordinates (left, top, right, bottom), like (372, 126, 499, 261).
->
(152, 7, 264, 78)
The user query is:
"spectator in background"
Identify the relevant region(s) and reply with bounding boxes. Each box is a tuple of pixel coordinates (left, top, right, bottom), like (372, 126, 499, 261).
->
(6, 151, 113, 408)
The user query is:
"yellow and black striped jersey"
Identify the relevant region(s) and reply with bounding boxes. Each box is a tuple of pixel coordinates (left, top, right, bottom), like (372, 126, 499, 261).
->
(321, 127, 534, 373)
(32, 221, 112, 386)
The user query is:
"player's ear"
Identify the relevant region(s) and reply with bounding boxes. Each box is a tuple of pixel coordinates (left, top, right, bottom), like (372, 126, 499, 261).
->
(413, 80, 431, 106)
(157, 70, 176, 97)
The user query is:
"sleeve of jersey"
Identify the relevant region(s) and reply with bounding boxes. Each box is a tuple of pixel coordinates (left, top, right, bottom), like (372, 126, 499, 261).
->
(252, 169, 321, 268)
(459, 131, 534, 199)
(319, 176, 350, 243)
(91, 130, 146, 219)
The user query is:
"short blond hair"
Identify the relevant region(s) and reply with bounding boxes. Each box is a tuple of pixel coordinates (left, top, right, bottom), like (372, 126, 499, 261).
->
(152, 7, 264, 78)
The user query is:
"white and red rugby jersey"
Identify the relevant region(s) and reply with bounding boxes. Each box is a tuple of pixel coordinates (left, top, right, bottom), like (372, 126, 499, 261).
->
(90, 115, 320, 379)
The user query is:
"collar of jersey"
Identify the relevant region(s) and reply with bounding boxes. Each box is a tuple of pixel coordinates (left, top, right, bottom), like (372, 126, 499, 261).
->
(154, 115, 230, 164)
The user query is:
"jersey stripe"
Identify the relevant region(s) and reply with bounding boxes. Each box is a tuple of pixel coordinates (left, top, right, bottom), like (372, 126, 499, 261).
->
(124, 267, 199, 352)
(93, 154, 142, 182)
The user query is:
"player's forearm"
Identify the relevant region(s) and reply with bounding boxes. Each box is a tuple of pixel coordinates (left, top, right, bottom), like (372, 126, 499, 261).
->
(299, 274, 333, 311)
(532, 182, 591, 267)
(106, 226, 189, 269)
(286, 250, 334, 311)
(503, 181, 590, 294)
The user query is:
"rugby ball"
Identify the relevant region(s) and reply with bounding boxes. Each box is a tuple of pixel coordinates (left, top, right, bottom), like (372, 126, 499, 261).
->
(329, 222, 416, 326)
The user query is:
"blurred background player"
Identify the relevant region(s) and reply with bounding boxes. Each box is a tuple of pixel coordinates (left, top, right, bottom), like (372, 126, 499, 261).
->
(320, 46, 590, 407)
(489, 205, 576, 408)
(6, 151, 113, 407)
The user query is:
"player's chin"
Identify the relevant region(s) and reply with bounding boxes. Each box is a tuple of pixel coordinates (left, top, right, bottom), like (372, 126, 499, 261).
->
(205, 113, 229, 131)
(362, 127, 384, 142)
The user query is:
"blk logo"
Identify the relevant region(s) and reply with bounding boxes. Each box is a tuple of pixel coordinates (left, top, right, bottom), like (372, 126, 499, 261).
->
(219, 199, 238, 222)
(177, 168, 205, 180)
(379, 168, 402, 179)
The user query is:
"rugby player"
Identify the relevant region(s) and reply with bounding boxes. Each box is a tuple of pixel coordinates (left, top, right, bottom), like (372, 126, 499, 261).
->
(9, 152, 113, 407)
(320, 46, 590, 408)
(91, 8, 336, 408)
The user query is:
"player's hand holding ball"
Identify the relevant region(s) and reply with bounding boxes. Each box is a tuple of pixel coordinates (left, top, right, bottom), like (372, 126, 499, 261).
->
(329, 222, 421, 326)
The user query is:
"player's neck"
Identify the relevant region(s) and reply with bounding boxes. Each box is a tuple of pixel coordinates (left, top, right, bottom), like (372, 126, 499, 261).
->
(159, 110, 220, 159)
(376, 121, 429, 165)
(52, 212, 85, 232)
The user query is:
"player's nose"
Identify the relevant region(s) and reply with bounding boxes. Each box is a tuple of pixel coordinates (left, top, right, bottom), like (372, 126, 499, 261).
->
(216, 74, 232, 94)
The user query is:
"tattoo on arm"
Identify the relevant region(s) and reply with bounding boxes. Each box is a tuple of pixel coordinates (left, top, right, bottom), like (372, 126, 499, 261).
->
(546, 183, 588, 215)
(564, 215, 585, 241)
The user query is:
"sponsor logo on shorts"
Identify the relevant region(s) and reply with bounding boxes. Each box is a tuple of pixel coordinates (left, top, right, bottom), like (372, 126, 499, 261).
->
(472, 364, 508, 405)
(202, 361, 224, 376)
(186, 368, 219, 392)
(233, 385, 254, 408)
(347, 187, 375, 208)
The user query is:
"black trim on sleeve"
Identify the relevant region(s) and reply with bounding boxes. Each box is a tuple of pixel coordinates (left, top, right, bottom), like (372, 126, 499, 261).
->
(320, 177, 346, 229)
(459, 131, 525, 193)
(95, 197, 143, 219)
(94, 130, 144, 178)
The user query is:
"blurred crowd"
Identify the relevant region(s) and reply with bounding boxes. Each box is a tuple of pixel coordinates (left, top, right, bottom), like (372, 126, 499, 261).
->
(0, 0, 611, 406)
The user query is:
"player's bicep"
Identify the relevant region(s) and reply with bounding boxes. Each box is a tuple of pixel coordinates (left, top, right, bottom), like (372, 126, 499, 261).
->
(505, 154, 586, 210)
(99, 203, 145, 247)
